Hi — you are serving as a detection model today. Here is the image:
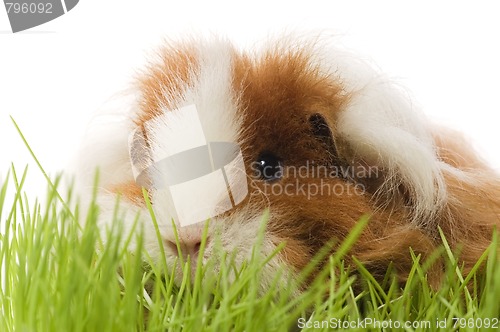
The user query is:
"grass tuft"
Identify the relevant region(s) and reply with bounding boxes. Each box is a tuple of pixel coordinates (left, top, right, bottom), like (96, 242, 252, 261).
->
(1, 122, 499, 331)
(1, 167, 499, 331)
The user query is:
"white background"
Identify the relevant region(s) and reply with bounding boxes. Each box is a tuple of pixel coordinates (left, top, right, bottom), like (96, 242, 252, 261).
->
(1, 0, 499, 201)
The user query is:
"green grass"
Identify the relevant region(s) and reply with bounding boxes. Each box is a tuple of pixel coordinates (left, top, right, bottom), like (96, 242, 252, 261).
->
(0, 122, 499, 331)
(1, 168, 499, 331)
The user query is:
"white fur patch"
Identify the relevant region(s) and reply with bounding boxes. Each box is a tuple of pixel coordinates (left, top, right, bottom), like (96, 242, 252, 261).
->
(70, 38, 245, 234)
(146, 104, 207, 161)
(337, 80, 446, 224)
(72, 35, 455, 291)
(145, 40, 245, 228)
(309, 42, 447, 225)
(67, 87, 141, 215)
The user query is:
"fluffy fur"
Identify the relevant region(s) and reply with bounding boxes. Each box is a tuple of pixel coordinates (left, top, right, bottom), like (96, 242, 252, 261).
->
(71, 35, 500, 289)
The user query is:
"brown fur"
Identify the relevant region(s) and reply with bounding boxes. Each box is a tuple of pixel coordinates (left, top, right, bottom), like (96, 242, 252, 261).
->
(228, 46, 440, 284)
(121, 40, 500, 288)
(136, 43, 199, 125)
(111, 181, 146, 206)
(231, 44, 499, 285)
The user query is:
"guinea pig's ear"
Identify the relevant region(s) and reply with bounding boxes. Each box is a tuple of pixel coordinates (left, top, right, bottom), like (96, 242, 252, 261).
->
(308, 113, 339, 161)
(309, 112, 383, 189)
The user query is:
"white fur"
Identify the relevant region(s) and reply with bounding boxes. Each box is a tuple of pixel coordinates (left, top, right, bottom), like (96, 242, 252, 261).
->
(249, 35, 448, 227)
(71, 35, 453, 288)
(147, 39, 243, 228)
(67, 88, 139, 208)
(308, 41, 447, 225)
(337, 79, 447, 224)
(70, 39, 272, 285)
(147, 104, 207, 161)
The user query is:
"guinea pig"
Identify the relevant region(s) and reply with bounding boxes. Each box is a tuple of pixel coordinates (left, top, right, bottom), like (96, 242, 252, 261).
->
(71, 35, 500, 289)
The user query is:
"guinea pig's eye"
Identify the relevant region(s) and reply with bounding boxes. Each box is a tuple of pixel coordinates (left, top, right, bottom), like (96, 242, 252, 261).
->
(255, 153, 284, 181)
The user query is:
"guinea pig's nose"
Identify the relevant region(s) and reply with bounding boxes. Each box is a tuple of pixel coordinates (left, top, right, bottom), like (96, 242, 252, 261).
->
(164, 228, 207, 258)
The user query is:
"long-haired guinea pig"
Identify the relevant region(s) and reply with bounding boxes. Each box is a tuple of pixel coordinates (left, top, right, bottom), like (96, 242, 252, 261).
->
(71, 36, 500, 289)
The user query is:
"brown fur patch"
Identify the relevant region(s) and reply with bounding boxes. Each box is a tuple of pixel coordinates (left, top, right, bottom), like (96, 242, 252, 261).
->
(117, 39, 499, 289)
(434, 129, 500, 276)
(111, 181, 146, 207)
(230, 42, 499, 287)
(135, 43, 199, 125)
(437, 170, 500, 274)
(228, 45, 439, 283)
(434, 127, 491, 170)
(232, 45, 349, 170)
